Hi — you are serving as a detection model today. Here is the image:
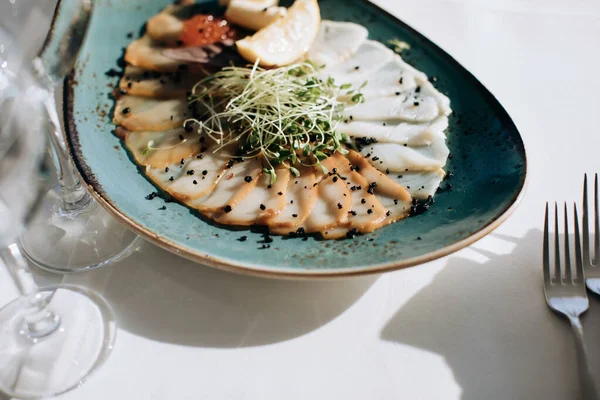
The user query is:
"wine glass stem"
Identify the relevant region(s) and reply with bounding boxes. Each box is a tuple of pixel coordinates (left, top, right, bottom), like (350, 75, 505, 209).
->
(42, 88, 92, 215)
(1, 244, 61, 339)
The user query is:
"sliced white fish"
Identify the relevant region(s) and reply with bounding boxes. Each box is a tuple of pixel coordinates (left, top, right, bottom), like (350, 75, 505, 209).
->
(125, 36, 187, 73)
(123, 127, 201, 168)
(308, 21, 368, 68)
(190, 159, 263, 213)
(165, 149, 233, 201)
(215, 167, 291, 225)
(391, 169, 446, 199)
(338, 116, 448, 146)
(267, 168, 318, 230)
(331, 154, 388, 233)
(337, 56, 421, 101)
(119, 65, 203, 99)
(359, 135, 450, 172)
(302, 158, 351, 233)
(344, 92, 441, 123)
(114, 95, 190, 131)
(319, 40, 393, 86)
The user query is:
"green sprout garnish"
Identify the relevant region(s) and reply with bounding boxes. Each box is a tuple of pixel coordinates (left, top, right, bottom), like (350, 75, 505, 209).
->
(186, 61, 365, 182)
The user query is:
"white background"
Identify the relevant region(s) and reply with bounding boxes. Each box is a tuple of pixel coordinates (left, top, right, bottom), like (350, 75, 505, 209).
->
(3, 0, 600, 399)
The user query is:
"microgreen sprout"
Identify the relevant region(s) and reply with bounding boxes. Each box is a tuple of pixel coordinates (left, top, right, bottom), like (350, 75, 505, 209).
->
(186, 60, 365, 182)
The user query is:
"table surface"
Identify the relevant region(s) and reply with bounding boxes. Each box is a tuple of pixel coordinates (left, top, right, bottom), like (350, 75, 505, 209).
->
(3, 0, 600, 399)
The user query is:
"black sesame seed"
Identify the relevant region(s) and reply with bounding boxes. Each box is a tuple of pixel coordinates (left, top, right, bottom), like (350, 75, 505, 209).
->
(260, 204, 266, 210)
(224, 205, 232, 213)
(187, 170, 195, 175)
(416, 86, 421, 93)
(395, 92, 401, 96)
(414, 102, 420, 106)
(244, 176, 253, 183)
(354, 66, 360, 70)
(292, 214, 298, 218)
(169, 176, 174, 181)
(367, 209, 373, 215)
(337, 202, 343, 209)
(333, 176, 339, 183)
(193, 180, 197, 185)
(386, 210, 391, 217)
(278, 191, 283, 196)
(361, 199, 366, 204)
(122, 107, 131, 115)
(165, 167, 169, 173)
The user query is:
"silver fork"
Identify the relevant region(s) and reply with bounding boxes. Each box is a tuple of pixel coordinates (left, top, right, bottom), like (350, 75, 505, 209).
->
(582, 174, 600, 294)
(543, 202, 599, 400)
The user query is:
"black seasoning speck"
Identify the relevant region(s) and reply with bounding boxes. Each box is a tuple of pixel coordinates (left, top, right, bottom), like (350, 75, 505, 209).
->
(367, 182, 377, 195)
(169, 176, 174, 181)
(224, 205, 232, 213)
(292, 214, 298, 218)
(165, 167, 169, 173)
(361, 199, 366, 204)
(260, 204, 266, 210)
(337, 202, 343, 209)
(372, 156, 380, 162)
(202, 170, 208, 176)
(386, 210, 391, 217)
(393, 199, 398, 205)
(385, 168, 390, 174)
(348, 210, 357, 216)
(395, 92, 401, 96)
(127, 82, 133, 89)
(197, 154, 203, 159)
(290, 200, 294, 204)
(267, 184, 272, 189)
(244, 176, 253, 183)
(346, 228, 360, 239)
(333, 176, 339, 183)
(278, 191, 283, 196)
(145, 192, 158, 200)
(158, 205, 166, 211)
(367, 209, 373, 215)
(354, 66, 360, 70)
(238, 236, 248, 242)
(414, 102, 420, 106)
(193, 180, 198, 185)
(122, 107, 131, 115)
(415, 86, 421, 93)
(187, 170, 195, 175)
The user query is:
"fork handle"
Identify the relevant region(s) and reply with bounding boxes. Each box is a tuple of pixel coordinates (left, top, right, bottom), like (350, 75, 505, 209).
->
(569, 316, 600, 400)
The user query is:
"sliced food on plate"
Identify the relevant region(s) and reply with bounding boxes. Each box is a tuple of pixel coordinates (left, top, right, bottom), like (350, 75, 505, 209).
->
(112, 0, 452, 239)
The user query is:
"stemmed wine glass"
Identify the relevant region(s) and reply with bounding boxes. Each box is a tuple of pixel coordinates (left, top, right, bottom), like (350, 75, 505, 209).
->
(0, 44, 116, 399)
(3, 0, 142, 273)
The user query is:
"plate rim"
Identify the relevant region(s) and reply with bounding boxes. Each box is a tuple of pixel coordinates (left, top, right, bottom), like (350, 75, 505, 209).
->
(63, 0, 529, 279)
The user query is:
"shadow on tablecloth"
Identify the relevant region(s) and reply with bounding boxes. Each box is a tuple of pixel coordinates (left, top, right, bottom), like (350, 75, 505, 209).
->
(73, 240, 377, 348)
(381, 230, 600, 400)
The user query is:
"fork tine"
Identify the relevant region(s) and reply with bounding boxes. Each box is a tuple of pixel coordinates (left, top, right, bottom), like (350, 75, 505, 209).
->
(555, 202, 562, 282)
(543, 202, 551, 284)
(583, 174, 591, 264)
(564, 202, 572, 281)
(574, 203, 584, 281)
(595, 173, 599, 264)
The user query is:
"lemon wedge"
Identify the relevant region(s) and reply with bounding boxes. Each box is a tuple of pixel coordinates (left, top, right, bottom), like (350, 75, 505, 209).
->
(235, 0, 321, 67)
(225, 0, 286, 31)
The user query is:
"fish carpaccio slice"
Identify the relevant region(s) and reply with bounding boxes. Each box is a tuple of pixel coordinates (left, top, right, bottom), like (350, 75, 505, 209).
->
(112, 7, 454, 238)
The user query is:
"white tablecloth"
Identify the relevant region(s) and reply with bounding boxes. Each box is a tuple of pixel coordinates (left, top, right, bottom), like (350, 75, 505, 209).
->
(3, 0, 600, 399)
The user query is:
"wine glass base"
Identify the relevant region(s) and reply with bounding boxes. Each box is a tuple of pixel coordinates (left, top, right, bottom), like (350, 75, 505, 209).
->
(18, 185, 141, 273)
(0, 285, 116, 399)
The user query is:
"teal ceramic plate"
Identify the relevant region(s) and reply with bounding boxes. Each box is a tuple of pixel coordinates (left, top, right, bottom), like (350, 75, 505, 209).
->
(64, 0, 527, 279)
